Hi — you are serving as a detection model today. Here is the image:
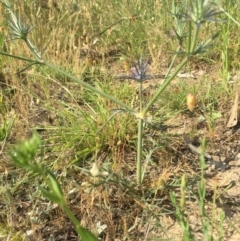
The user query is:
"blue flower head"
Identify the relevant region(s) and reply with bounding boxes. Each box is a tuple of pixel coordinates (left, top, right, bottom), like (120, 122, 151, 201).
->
(114, 57, 161, 81)
(131, 57, 149, 82)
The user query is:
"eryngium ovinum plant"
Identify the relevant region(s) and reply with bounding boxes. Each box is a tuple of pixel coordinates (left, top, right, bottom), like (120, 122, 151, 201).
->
(1, 0, 221, 203)
(1, 0, 222, 239)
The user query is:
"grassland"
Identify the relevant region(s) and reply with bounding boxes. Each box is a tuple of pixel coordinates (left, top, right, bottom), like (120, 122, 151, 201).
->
(0, 0, 240, 240)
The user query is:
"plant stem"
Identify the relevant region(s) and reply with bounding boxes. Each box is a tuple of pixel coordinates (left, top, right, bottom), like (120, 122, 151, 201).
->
(63, 203, 98, 241)
(46, 61, 134, 112)
(0, 51, 133, 113)
(0, 51, 41, 63)
(190, 24, 200, 53)
(63, 203, 83, 232)
(219, 6, 240, 28)
(24, 38, 43, 61)
(142, 21, 200, 117)
(188, 20, 192, 54)
(137, 117, 143, 185)
(139, 82, 143, 113)
(165, 46, 181, 79)
(143, 56, 188, 117)
(137, 81, 144, 185)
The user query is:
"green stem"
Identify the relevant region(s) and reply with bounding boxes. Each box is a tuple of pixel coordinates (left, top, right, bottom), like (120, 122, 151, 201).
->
(190, 24, 200, 53)
(142, 22, 200, 117)
(165, 46, 181, 80)
(0, 51, 40, 63)
(139, 82, 143, 113)
(137, 117, 143, 185)
(63, 204, 83, 232)
(44, 61, 133, 112)
(24, 38, 43, 62)
(63, 203, 98, 240)
(188, 20, 192, 54)
(137, 81, 144, 185)
(219, 6, 240, 28)
(143, 56, 188, 116)
(0, 51, 133, 112)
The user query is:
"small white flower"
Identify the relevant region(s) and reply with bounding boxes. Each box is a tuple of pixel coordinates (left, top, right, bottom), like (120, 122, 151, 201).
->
(90, 163, 108, 177)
